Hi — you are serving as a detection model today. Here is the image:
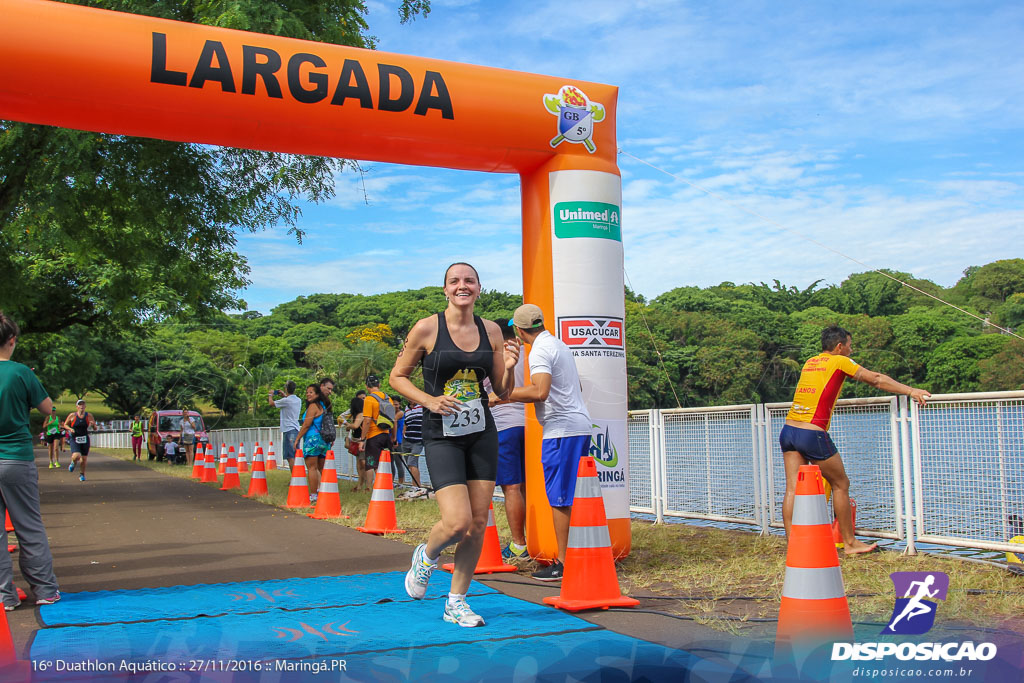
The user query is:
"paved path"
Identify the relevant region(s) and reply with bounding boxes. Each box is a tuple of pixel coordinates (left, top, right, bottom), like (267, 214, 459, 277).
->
(5, 449, 773, 679)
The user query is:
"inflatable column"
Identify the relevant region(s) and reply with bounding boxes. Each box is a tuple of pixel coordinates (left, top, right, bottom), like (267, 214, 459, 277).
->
(522, 153, 630, 560)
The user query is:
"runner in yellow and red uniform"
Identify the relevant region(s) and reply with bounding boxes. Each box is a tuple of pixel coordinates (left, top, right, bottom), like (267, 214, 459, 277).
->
(781, 325, 930, 555)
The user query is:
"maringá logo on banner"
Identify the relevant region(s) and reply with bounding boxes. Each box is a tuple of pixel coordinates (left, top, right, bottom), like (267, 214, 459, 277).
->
(589, 424, 618, 468)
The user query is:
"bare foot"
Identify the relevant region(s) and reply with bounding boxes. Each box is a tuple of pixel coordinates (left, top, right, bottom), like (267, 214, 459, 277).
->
(843, 540, 878, 556)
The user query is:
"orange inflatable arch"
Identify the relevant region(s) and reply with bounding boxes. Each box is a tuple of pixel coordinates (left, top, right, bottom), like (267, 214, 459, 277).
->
(0, 0, 631, 558)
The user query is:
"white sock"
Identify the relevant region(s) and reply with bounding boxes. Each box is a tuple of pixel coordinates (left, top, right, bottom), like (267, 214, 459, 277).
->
(447, 592, 466, 607)
(510, 541, 527, 553)
(422, 550, 438, 566)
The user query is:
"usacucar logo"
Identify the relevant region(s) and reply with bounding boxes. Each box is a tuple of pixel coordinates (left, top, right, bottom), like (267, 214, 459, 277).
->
(559, 317, 624, 348)
(542, 85, 605, 153)
(883, 572, 949, 635)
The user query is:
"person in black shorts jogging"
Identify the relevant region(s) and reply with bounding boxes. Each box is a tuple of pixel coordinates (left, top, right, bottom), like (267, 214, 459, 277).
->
(390, 262, 518, 627)
(63, 399, 96, 482)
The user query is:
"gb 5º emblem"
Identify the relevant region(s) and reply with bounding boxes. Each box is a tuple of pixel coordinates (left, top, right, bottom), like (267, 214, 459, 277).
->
(543, 85, 605, 153)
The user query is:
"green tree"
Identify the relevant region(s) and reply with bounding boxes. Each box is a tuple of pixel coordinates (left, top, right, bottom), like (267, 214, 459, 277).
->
(890, 307, 977, 383)
(282, 322, 342, 355)
(978, 340, 1024, 390)
(995, 293, 1024, 331)
(967, 259, 1024, 303)
(926, 335, 1012, 393)
(304, 339, 348, 379)
(2, 0, 429, 341)
(340, 340, 395, 385)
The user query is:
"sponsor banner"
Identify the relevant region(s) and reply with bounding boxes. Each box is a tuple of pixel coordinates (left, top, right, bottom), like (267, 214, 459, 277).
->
(557, 316, 625, 359)
(553, 201, 622, 241)
(590, 418, 629, 520)
(549, 169, 625, 422)
(548, 169, 627, 522)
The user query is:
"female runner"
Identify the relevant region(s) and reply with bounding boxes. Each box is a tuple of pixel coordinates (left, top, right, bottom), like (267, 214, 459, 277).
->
(63, 399, 96, 482)
(390, 263, 517, 627)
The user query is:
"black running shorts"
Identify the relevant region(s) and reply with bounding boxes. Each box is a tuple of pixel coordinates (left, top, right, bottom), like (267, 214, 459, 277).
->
(423, 426, 498, 491)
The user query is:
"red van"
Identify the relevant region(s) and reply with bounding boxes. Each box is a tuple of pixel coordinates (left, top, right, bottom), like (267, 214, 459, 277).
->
(147, 410, 208, 460)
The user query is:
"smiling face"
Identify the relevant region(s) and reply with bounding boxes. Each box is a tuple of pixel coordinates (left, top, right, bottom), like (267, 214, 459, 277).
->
(444, 263, 481, 308)
(305, 386, 319, 402)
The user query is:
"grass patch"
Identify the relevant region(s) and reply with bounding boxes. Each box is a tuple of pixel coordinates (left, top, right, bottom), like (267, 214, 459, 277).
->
(97, 448, 1024, 634)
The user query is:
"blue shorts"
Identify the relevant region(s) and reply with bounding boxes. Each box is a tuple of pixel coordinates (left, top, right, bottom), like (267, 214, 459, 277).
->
(779, 425, 837, 461)
(282, 429, 298, 463)
(496, 426, 525, 487)
(541, 435, 590, 507)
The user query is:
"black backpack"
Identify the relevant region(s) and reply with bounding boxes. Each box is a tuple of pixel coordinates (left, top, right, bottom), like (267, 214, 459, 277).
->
(318, 402, 337, 444)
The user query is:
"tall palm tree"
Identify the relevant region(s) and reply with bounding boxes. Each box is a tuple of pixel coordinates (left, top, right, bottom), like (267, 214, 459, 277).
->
(339, 340, 395, 384)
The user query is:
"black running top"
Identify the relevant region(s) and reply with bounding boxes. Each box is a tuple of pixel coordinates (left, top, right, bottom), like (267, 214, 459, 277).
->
(420, 313, 494, 439)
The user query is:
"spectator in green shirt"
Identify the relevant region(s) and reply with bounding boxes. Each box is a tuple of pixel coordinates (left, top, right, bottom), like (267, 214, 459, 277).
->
(0, 311, 61, 609)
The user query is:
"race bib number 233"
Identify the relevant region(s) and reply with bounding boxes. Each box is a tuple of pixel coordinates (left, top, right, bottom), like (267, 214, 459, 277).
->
(443, 398, 485, 437)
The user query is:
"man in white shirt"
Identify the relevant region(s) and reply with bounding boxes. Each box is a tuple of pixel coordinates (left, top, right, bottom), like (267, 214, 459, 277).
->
(508, 304, 592, 582)
(268, 380, 301, 469)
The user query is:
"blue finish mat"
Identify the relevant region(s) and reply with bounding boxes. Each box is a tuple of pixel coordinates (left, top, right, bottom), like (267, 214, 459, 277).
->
(38, 571, 497, 626)
(31, 592, 597, 664)
(32, 630, 752, 682)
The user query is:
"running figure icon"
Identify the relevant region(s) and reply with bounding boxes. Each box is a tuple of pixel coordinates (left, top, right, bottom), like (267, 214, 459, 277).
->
(882, 572, 949, 635)
(886, 575, 939, 632)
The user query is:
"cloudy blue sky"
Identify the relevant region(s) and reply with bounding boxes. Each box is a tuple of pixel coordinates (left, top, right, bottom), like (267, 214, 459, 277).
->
(235, 0, 1024, 313)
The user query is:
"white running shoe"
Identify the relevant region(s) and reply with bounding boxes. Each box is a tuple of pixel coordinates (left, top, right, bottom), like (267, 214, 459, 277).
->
(443, 597, 485, 627)
(404, 543, 435, 599)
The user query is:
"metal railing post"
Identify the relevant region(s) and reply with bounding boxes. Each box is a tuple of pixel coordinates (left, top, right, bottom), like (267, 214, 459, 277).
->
(754, 403, 769, 536)
(657, 409, 669, 523)
(888, 397, 904, 540)
(898, 395, 917, 555)
(651, 409, 664, 524)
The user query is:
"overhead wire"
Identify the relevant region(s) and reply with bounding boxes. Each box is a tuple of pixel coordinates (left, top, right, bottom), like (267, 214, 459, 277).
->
(623, 268, 684, 409)
(617, 148, 1024, 343)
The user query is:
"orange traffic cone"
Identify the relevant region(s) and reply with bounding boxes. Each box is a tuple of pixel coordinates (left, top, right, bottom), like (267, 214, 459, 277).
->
(356, 450, 405, 535)
(4, 513, 15, 553)
(309, 450, 348, 519)
(776, 465, 853, 656)
(544, 456, 638, 612)
(0, 600, 26, 676)
(218, 443, 228, 475)
(220, 448, 241, 491)
(190, 443, 206, 479)
(266, 440, 277, 470)
(442, 502, 516, 574)
(201, 443, 219, 484)
(831, 499, 856, 549)
(285, 450, 311, 508)
(245, 447, 269, 498)
(238, 442, 249, 473)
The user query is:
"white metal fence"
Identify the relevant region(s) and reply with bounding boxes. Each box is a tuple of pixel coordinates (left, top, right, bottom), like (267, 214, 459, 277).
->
(98, 390, 1024, 556)
(89, 431, 132, 449)
(630, 390, 1024, 556)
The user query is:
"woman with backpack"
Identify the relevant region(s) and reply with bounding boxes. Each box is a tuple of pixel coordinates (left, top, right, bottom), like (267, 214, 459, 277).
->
(296, 383, 328, 505)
